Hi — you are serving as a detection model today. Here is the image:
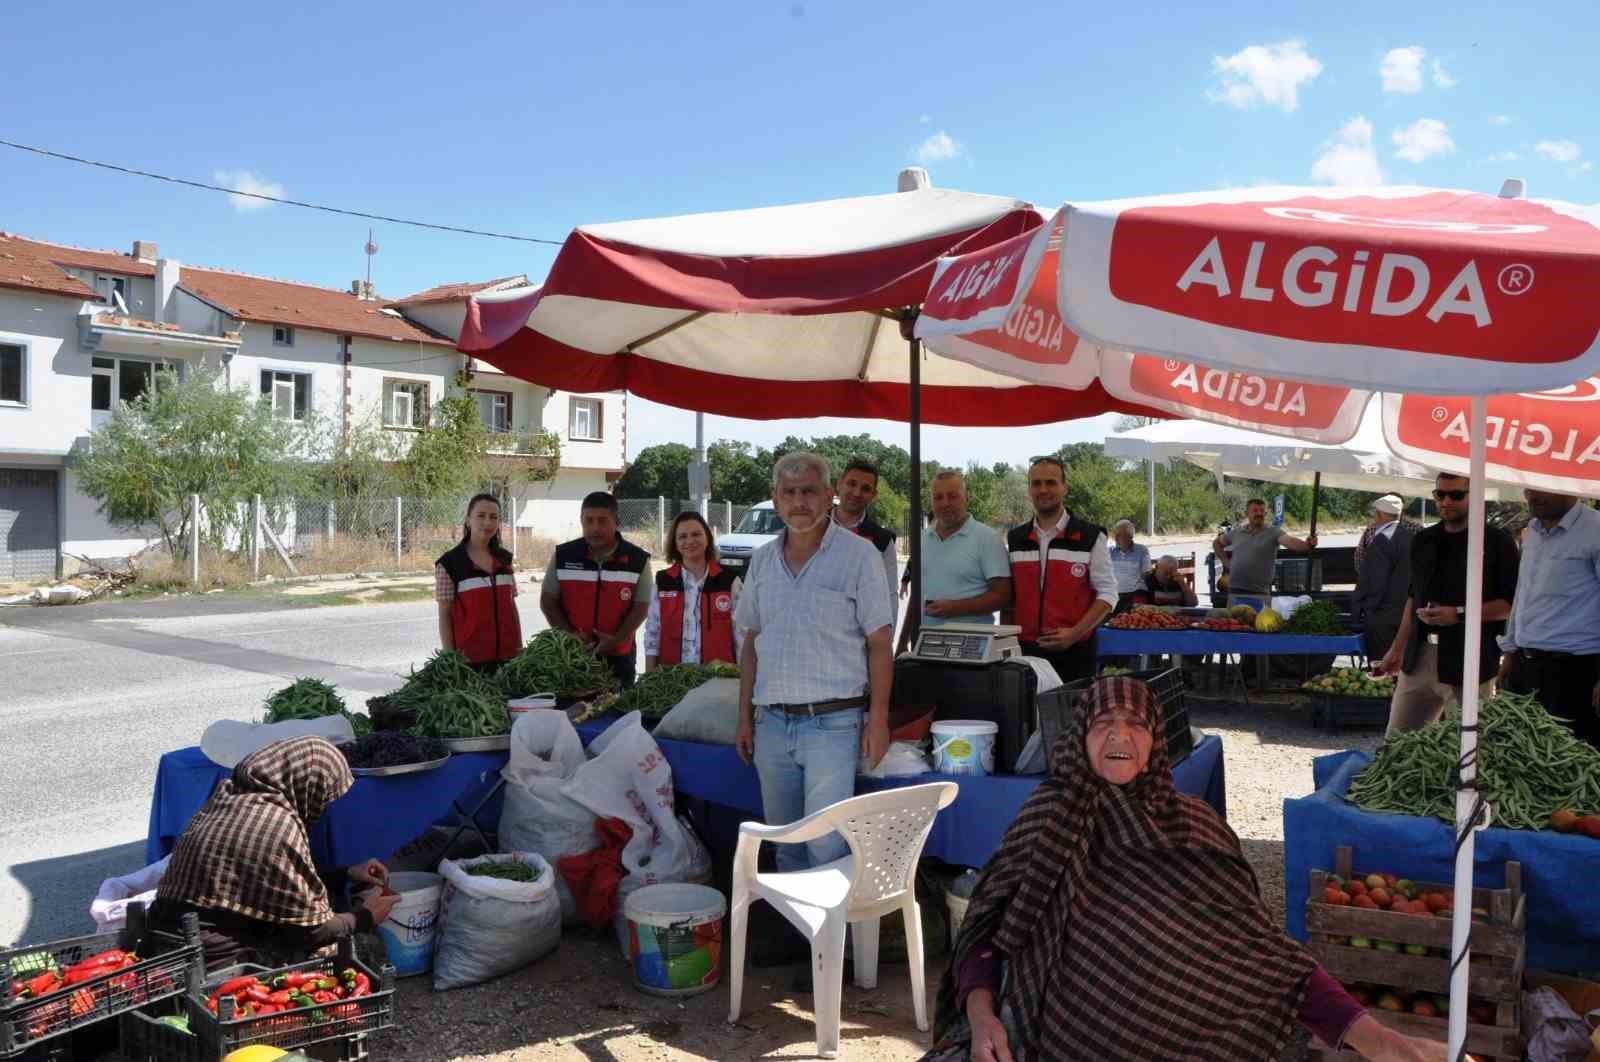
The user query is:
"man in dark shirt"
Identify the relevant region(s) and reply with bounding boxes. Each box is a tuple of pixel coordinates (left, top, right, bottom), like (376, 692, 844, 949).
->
(1375, 472, 1519, 733)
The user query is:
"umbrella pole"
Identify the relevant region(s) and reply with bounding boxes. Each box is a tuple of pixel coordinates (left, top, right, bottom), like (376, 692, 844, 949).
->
(907, 330, 923, 647)
(1308, 470, 1321, 541)
(1447, 394, 1488, 1061)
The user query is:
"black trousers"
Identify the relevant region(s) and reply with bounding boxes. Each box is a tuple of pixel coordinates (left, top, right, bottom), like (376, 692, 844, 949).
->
(1021, 636, 1098, 684)
(1505, 651, 1600, 748)
(603, 647, 638, 690)
(1363, 620, 1401, 663)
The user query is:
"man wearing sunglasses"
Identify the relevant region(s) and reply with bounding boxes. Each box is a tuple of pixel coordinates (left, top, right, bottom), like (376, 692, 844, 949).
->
(1497, 489, 1600, 749)
(1375, 472, 1520, 734)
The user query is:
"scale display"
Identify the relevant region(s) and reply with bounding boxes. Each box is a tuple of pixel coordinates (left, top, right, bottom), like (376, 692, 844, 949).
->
(910, 623, 1022, 665)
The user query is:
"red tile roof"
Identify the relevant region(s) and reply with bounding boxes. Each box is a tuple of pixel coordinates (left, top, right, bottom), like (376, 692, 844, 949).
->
(178, 267, 454, 346)
(0, 233, 129, 299)
(387, 274, 527, 307)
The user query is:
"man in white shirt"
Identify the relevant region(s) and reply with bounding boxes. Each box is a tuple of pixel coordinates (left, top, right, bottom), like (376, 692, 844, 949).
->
(1002, 457, 1119, 682)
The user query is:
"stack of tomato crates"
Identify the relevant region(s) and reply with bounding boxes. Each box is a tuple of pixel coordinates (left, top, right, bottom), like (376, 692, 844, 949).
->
(0, 905, 203, 1060)
(118, 936, 396, 1061)
(1304, 845, 1526, 1060)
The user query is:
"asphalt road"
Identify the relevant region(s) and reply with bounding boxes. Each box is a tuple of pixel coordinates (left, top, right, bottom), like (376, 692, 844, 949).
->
(0, 592, 553, 947)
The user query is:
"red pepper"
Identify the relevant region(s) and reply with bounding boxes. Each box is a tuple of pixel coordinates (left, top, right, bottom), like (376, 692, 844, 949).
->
(244, 985, 274, 1005)
(253, 1002, 281, 1015)
(311, 989, 336, 1004)
(269, 989, 293, 1005)
(216, 975, 258, 997)
(69, 988, 97, 1018)
(279, 971, 321, 989)
(63, 949, 126, 979)
(23, 971, 61, 998)
(349, 972, 371, 998)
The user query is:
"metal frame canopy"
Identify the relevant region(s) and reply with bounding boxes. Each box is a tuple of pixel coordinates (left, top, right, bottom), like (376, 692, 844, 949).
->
(917, 178, 1600, 1059)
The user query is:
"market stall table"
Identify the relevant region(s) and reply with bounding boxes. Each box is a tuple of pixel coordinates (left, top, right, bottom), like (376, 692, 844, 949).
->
(573, 717, 1225, 869)
(1098, 628, 1365, 698)
(1284, 750, 1600, 973)
(146, 746, 509, 868)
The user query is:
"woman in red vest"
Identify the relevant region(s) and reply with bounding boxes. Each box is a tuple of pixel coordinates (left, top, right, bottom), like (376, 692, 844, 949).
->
(434, 493, 522, 670)
(644, 511, 740, 670)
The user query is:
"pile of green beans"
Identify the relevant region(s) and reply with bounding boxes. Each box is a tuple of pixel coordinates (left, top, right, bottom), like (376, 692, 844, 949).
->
(262, 677, 347, 723)
(462, 860, 540, 882)
(611, 662, 740, 720)
(1347, 689, 1600, 829)
(496, 630, 617, 699)
(387, 650, 510, 738)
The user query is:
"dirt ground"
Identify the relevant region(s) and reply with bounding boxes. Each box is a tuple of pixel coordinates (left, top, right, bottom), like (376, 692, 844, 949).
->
(363, 691, 1383, 1062)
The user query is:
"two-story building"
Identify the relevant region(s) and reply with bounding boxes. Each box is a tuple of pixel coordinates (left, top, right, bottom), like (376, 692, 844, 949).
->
(0, 231, 624, 580)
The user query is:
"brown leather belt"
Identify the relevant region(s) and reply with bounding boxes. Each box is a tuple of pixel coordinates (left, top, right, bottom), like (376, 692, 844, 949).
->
(761, 696, 868, 717)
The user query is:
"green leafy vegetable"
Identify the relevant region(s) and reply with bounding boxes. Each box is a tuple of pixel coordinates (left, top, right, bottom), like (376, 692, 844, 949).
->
(497, 629, 617, 699)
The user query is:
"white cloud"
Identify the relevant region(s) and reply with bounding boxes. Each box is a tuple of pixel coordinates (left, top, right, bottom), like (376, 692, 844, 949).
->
(1391, 118, 1455, 163)
(1488, 114, 1513, 126)
(1430, 59, 1458, 88)
(1380, 46, 1426, 93)
(915, 131, 962, 165)
(1207, 40, 1323, 113)
(1579, 161, 1595, 174)
(1488, 150, 1521, 162)
(1535, 139, 1583, 163)
(1312, 116, 1385, 186)
(212, 169, 284, 212)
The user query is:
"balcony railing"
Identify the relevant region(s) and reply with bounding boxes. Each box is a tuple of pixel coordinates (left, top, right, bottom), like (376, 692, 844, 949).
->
(485, 429, 560, 457)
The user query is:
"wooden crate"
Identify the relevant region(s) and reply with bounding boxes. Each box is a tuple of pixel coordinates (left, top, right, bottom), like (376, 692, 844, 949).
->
(1308, 1004, 1524, 1060)
(1307, 845, 1525, 1001)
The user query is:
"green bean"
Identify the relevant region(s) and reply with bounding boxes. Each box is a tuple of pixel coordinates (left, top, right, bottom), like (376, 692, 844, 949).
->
(262, 677, 347, 723)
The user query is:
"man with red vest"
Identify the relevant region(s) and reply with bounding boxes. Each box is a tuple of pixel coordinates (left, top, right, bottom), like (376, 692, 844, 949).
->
(540, 491, 652, 689)
(1003, 456, 1119, 682)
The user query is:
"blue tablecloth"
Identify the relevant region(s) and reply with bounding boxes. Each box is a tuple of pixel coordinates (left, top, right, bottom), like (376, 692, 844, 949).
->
(1284, 750, 1600, 973)
(575, 719, 1225, 869)
(146, 746, 509, 868)
(1098, 629, 1364, 656)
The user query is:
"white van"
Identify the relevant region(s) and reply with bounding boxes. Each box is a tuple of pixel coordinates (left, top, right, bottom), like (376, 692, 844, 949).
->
(715, 501, 783, 575)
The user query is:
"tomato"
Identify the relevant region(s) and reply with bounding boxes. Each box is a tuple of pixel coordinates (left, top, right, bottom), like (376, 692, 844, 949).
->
(1352, 894, 1378, 909)
(1346, 880, 1367, 897)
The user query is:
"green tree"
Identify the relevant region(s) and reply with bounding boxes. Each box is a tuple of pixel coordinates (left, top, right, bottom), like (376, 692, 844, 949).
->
(616, 443, 693, 498)
(397, 392, 491, 500)
(70, 366, 315, 557)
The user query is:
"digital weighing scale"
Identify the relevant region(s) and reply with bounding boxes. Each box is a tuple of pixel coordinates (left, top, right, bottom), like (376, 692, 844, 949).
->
(909, 622, 1023, 665)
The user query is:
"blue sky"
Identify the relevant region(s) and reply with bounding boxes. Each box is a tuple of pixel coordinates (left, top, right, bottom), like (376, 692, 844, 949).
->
(4, 0, 1595, 467)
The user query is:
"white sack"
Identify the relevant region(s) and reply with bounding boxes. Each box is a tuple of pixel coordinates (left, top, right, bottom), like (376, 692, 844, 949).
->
(432, 852, 560, 991)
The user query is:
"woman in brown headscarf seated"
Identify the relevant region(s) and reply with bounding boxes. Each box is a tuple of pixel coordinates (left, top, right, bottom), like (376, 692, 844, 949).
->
(923, 676, 1456, 1062)
(150, 736, 400, 970)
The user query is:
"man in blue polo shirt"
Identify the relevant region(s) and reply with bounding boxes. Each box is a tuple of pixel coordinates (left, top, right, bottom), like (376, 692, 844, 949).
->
(901, 470, 1012, 641)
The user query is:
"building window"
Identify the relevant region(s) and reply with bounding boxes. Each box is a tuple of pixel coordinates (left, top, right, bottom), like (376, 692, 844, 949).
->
(272, 325, 295, 347)
(90, 356, 178, 412)
(472, 390, 511, 433)
(569, 397, 602, 440)
(0, 342, 24, 405)
(94, 276, 128, 308)
(91, 357, 113, 411)
(384, 378, 429, 428)
(260, 370, 310, 421)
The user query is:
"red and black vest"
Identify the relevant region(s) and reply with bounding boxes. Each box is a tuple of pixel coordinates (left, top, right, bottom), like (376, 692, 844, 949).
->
(840, 513, 896, 555)
(653, 561, 738, 666)
(436, 542, 522, 665)
(553, 536, 651, 655)
(1006, 515, 1106, 643)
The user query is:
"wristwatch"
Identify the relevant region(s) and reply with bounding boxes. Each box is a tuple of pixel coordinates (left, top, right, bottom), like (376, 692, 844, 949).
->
(1455, 606, 1465, 617)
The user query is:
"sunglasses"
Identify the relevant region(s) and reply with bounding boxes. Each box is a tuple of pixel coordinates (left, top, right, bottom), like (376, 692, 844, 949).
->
(1433, 489, 1469, 501)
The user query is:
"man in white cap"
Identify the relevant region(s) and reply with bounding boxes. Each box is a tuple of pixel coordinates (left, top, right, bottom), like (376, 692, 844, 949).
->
(1353, 495, 1414, 661)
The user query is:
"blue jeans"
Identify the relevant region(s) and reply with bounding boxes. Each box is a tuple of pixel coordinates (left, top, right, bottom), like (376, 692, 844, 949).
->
(753, 706, 862, 872)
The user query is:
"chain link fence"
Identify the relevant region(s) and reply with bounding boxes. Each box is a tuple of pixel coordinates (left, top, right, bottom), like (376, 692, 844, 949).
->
(617, 498, 752, 555)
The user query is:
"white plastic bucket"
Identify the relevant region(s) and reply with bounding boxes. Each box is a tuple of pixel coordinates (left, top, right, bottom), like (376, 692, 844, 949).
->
(930, 720, 998, 776)
(376, 871, 442, 977)
(508, 694, 558, 717)
(945, 890, 970, 948)
(623, 883, 727, 997)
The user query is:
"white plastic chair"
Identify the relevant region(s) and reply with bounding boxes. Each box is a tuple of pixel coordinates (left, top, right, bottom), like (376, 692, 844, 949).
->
(726, 781, 958, 1058)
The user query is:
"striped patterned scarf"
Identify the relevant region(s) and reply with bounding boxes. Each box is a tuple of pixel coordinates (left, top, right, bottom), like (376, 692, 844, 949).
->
(158, 736, 353, 927)
(928, 676, 1315, 1061)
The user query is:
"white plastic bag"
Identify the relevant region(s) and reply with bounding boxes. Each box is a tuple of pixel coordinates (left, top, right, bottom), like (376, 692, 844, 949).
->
(1017, 655, 1063, 694)
(498, 710, 596, 923)
(1013, 731, 1046, 775)
(860, 740, 933, 779)
(1523, 986, 1597, 1062)
(90, 857, 170, 934)
(432, 852, 560, 991)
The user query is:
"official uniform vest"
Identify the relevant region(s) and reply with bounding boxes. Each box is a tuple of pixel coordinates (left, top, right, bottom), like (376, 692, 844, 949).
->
(844, 515, 896, 555)
(1006, 515, 1106, 643)
(554, 536, 650, 655)
(654, 561, 739, 665)
(435, 542, 522, 665)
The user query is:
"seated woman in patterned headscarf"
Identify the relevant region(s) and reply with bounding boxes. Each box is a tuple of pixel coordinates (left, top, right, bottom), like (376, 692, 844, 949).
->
(923, 677, 1455, 1062)
(150, 736, 399, 970)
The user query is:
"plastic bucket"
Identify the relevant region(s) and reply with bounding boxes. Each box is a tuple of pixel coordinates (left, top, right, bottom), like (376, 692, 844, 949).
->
(930, 720, 998, 776)
(945, 890, 970, 948)
(624, 883, 727, 997)
(508, 694, 557, 716)
(376, 871, 442, 977)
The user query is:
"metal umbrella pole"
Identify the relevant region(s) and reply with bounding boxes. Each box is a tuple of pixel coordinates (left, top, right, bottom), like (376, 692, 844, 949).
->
(903, 313, 923, 648)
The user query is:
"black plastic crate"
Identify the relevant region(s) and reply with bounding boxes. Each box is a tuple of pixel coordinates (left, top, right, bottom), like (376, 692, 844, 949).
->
(1275, 556, 1324, 593)
(1309, 693, 1391, 729)
(183, 939, 394, 1057)
(1038, 668, 1193, 767)
(120, 1003, 370, 1061)
(892, 658, 1037, 773)
(0, 906, 201, 1059)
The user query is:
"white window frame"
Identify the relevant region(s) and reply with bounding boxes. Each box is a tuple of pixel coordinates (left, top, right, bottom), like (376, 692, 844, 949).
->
(93, 275, 128, 309)
(90, 355, 180, 414)
(568, 396, 602, 441)
(272, 325, 295, 347)
(0, 339, 27, 407)
(471, 389, 511, 433)
(383, 378, 429, 429)
(260, 369, 310, 421)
